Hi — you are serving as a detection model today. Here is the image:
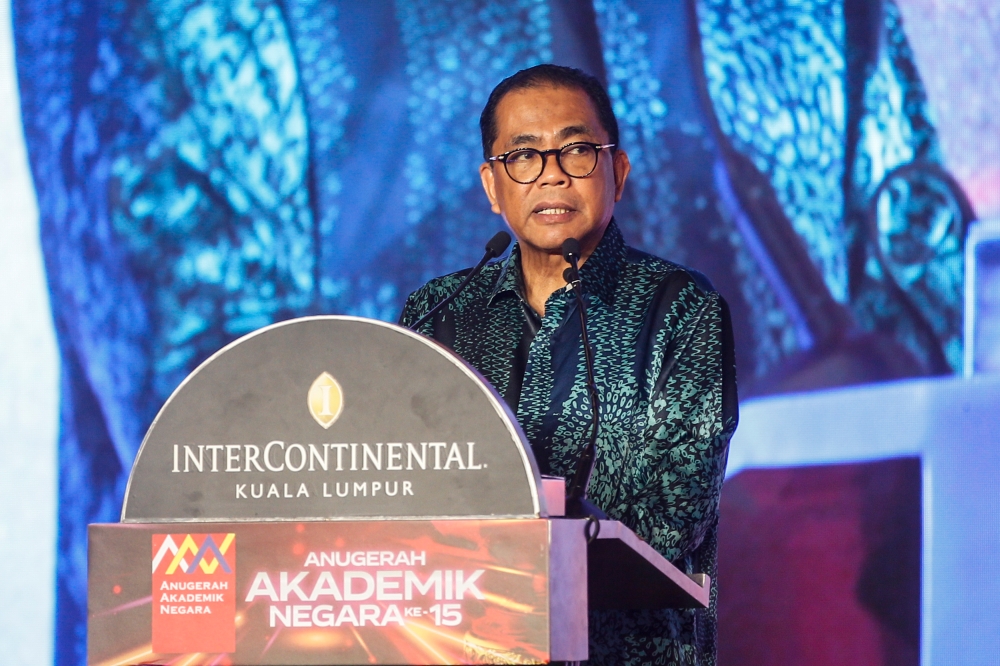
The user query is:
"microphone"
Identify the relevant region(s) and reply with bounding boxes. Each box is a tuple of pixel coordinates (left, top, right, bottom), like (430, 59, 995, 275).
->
(561, 237, 582, 286)
(408, 231, 512, 331)
(561, 238, 606, 520)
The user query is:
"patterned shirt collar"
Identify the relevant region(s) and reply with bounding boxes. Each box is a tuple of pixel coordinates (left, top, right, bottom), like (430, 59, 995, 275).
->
(488, 218, 626, 306)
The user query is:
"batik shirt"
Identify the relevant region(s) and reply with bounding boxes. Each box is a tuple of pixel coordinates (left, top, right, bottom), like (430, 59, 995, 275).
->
(400, 220, 738, 666)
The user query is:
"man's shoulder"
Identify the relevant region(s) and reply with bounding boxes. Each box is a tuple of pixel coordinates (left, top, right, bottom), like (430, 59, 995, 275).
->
(401, 260, 506, 320)
(621, 246, 719, 300)
(409, 268, 473, 302)
(408, 260, 504, 300)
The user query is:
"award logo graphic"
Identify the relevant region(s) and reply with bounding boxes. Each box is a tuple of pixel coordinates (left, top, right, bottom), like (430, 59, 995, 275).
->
(308, 371, 344, 429)
(152, 533, 236, 654)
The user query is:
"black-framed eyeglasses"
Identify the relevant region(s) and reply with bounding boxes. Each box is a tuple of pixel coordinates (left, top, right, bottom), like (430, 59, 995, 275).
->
(487, 141, 616, 184)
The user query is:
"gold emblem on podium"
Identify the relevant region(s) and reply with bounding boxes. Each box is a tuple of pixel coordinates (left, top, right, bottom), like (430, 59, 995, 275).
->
(307, 372, 344, 429)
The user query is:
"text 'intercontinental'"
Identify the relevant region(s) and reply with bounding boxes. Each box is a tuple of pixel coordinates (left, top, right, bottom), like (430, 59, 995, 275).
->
(170, 441, 487, 500)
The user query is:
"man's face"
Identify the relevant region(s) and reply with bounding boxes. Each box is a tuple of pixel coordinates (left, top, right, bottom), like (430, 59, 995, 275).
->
(479, 85, 630, 257)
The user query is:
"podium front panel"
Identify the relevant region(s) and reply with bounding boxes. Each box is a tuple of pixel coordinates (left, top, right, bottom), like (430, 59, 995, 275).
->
(88, 519, 587, 665)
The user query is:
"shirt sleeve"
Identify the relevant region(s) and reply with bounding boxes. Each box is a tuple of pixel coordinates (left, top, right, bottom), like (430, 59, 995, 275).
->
(398, 289, 426, 329)
(614, 278, 738, 563)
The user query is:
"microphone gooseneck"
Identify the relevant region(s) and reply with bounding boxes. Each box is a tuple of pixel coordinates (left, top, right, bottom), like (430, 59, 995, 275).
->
(408, 231, 512, 331)
(561, 238, 605, 520)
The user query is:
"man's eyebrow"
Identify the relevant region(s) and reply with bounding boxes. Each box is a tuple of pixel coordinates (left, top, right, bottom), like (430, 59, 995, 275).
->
(555, 124, 593, 141)
(508, 133, 540, 147)
(505, 125, 595, 149)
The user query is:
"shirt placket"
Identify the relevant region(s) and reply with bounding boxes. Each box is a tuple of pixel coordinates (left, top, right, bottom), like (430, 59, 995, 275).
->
(515, 287, 572, 447)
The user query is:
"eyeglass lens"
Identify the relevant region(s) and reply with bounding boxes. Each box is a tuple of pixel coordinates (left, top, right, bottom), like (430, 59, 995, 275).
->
(504, 144, 600, 184)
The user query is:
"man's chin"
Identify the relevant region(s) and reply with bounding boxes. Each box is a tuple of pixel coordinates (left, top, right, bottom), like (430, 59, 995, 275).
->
(521, 234, 578, 256)
(524, 220, 608, 254)
(521, 225, 587, 251)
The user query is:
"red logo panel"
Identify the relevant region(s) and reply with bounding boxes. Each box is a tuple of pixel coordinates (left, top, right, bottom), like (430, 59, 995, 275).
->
(152, 533, 236, 654)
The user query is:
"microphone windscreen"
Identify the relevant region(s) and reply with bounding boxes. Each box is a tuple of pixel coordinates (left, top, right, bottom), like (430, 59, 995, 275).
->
(561, 237, 581, 263)
(485, 230, 512, 258)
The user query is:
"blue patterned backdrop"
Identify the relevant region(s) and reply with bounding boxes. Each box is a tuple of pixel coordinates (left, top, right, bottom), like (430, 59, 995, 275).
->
(11, 0, 971, 662)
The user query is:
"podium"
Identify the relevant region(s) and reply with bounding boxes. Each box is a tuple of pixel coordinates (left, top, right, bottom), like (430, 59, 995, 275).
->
(88, 317, 709, 664)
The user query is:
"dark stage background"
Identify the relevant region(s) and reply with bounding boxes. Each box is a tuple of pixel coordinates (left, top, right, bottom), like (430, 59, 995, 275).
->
(11, 0, 994, 663)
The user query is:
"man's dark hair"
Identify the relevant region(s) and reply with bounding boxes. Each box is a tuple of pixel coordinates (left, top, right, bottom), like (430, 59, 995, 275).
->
(479, 64, 619, 160)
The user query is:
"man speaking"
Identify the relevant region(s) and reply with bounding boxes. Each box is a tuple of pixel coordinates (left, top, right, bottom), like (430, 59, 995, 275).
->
(401, 65, 738, 666)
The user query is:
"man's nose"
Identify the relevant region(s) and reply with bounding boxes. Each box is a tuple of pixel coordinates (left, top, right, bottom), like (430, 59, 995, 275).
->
(536, 151, 569, 186)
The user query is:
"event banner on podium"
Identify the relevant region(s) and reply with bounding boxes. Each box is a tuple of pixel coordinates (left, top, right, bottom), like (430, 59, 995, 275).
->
(89, 519, 553, 665)
(151, 532, 237, 653)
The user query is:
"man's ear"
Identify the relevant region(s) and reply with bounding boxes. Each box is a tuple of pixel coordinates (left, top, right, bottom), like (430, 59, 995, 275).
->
(613, 149, 631, 202)
(479, 162, 502, 214)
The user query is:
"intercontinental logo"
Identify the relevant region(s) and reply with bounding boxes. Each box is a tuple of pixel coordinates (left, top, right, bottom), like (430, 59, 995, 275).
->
(308, 372, 344, 429)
